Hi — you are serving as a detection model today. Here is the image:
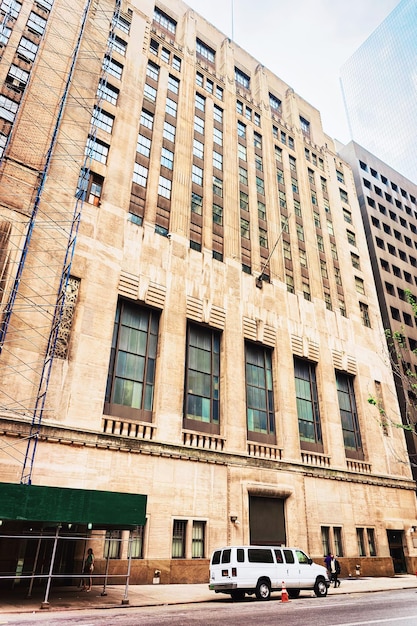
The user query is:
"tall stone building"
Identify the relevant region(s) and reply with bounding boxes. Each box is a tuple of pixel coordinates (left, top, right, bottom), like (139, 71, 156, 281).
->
(0, 0, 416, 587)
(338, 140, 417, 482)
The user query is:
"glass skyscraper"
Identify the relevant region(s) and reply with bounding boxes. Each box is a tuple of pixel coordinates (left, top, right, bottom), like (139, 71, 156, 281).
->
(340, 0, 417, 183)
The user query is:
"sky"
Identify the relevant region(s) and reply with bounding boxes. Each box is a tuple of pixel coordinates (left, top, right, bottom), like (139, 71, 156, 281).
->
(186, 0, 400, 143)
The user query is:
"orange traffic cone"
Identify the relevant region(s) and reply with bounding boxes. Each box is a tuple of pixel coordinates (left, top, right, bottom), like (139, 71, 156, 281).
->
(281, 580, 289, 603)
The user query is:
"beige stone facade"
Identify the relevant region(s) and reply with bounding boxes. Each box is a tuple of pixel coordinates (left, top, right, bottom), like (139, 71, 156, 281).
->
(0, 0, 416, 585)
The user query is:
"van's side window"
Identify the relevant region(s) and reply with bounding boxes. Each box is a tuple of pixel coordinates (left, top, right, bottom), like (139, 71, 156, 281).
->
(221, 549, 231, 564)
(248, 548, 274, 563)
(274, 548, 283, 563)
(212, 550, 221, 565)
(237, 549, 245, 562)
(296, 550, 309, 564)
(283, 549, 295, 563)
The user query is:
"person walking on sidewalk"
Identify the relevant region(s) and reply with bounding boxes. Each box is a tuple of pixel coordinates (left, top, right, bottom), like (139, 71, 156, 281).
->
(80, 548, 95, 592)
(329, 554, 341, 587)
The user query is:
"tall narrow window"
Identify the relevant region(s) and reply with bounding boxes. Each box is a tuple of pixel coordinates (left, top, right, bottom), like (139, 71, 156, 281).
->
(184, 324, 220, 433)
(245, 343, 275, 441)
(321, 526, 330, 556)
(356, 528, 366, 556)
(294, 358, 322, 451)
(104, 530, 122, 559)
(192, 521, 205, 558)
(172, 520, 186, 558)
(131, 525, 145, 559)
(367, 528, 377, 556)
(336, 372, 363, 458)
(105, 301, 159, 422)
(334, 527, 344, 557)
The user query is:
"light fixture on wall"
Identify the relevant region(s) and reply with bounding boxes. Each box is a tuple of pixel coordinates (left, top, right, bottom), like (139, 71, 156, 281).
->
(230, 515, 238, 523)
(411, 525, 417, 532)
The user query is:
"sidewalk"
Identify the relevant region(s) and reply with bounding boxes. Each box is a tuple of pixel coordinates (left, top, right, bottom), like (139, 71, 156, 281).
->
(0, 575, 416, 615)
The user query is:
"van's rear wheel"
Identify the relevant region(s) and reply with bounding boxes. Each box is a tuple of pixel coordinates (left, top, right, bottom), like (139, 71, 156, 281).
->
(231, 590, 245, 601)
(255, 579, 271, 601)
(314, 578, 328, 597)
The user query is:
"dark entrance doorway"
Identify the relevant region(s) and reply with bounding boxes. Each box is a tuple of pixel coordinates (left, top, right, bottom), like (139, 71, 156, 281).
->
(249, 496, 286, 545)
(387, 530, 406, 573)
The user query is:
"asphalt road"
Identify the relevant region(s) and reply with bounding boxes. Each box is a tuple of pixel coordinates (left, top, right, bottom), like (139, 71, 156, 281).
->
(1, 588, 417, 625)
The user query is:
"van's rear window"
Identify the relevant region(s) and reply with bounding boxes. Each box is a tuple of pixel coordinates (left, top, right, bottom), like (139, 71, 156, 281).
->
(212, 550, 221, 565)
(248, 549, 274, 563)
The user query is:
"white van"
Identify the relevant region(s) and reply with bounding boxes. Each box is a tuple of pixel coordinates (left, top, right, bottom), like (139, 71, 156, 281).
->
(209, 545, 330, 601)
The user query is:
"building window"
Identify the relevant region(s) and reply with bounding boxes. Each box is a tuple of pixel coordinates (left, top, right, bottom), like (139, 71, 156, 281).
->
(154, 6, 176, 34)
(191, 192, 203, 215)
(213, 176, 223, 197)
(245, 343, 275, 438)
(275, 146, 282, 162)
(192, 521, 205, 558)
(286, 274, 294, 293)
(105, 301, 159, 421)
(194, 115, 205, 135)
(0, 95, 18, 123)
(336, 372, 362, 456)
(367, 528, 377, 556)
(97, 79, 119, 105)
(360, 302, 371, 327)
(355, 277, 365, 294)
(356, 528, 366, 557)
(340, 188, 349, 204)
(299, 116, 310, 135)
(258, 200, 266, 220)
(109, 34, 127, 56)
(103, 55, 123, 80)
(334, 527, 344, 557)
(321, 527, 330, 557)
(256, 177, 265, 195)
(269, 93, 281, 112)
(213, 128, 223, 146)
(1, 0, 22, 19)
(86, 171, 104, 206)
(165, 97, 177, 118)
(92, 106, 114, 133)
(213, 104, 223, 124)
(191, 164, 203, 186)
(27, 11, 47, 34)
(294, 358, 322, 448)
(161, 147, 174, 169)
(196, 38, 215, 63)
(235, 67, 250, 89)
(144, 83, 157, 102)
(133, 162, 148, 187)
(130, 526, 145, 559)
(259, 227, 267, 248)
(213, 203, 223, 225)
(241, 218, 250, 238)
(104, 530, 121, 559)
(213, 150, 222, 171)
(157, 175, 172, 199)
(172, 520, 186, 558)
(184, 324, 220, 427)
(347, 230, 356, 246)
(86, 136, 109, 164)
(254, 132, 262, 149)
(239, 166, 248, 185)
(163, 121, 176, 143)
(240, 191, 249, 211)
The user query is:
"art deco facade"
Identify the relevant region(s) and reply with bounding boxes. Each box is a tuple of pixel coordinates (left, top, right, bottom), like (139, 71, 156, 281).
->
(338, 141, 417, 482)
(0, 0, 416, 586)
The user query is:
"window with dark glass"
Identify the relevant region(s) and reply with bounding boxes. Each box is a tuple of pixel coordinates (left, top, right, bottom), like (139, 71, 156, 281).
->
(336, 372, 363, 458)
(184, 324, 220, 432)
(245, 343, 275, 441)
(294, 358, 322, 451)
(105, 301, 159, 422)
(172, 520, 186, 558)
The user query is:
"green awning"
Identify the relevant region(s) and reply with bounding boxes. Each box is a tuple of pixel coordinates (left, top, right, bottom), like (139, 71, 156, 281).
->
(0, 482, 147, 528)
